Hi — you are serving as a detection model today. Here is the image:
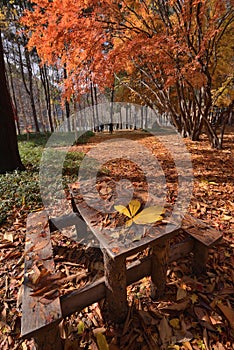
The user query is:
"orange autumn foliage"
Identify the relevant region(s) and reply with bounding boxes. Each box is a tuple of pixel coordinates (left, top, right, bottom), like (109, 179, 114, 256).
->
(22, 0, 233, 99)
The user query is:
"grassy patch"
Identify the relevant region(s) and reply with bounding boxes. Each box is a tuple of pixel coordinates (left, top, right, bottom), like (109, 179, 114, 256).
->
(17, 132, 52, 146)
(0, 170, 43, 225)
(0, 133, 88, 226)
(63, 151, 85, 179)
(74, 130, 95, 144)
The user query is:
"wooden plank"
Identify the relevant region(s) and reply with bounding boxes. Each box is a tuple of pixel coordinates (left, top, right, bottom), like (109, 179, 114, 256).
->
(182, 214, 223, 247)
(61, 277, 106, 318)
(61, 239, 194, 318)
(21, 211, 62, 340)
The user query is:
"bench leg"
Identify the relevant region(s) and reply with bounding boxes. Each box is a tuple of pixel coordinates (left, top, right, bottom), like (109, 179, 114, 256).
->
(75, 220, 88, 243)
(150, 240, 169, 299)
(103, 251, 128, 323)
(33, 321, 63, 350)
(193, 241, 209, 275)
(71, 196, 88, 243)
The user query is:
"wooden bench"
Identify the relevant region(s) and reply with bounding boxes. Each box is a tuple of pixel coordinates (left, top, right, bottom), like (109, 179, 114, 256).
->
(21, 211, 63, 350)
(21, 209, 222, 348)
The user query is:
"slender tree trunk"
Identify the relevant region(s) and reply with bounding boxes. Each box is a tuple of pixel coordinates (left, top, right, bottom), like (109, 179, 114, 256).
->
(65, 99, 70, 131)
(34, 78, 46, 132)
(4, 41, 21, 134)
(40, 64, 54, 132)
(12, 41, 28, 131)
(110, 86, 114, 124)
(24, 47, 40, 132)
(17, 85, 28, 131)
(94, 85, 99, 127)
(0, 31, 25, 173)
(17, 43, 40, 132)
(90, 81, 96, 130)
(63, 66, 71, 131)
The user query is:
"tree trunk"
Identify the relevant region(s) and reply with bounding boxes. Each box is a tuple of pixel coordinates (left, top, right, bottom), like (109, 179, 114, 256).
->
(4, 40, 21, 135)
(65, 99, 71, 132)
(40, 64, 54, 132)
(17, 42, 40, 132)
(0, 31, 25, 173)
(94, 85, 99, 127)
(63, 66, 71, 131)
(24, 47, 40, 132)
(90, 81, 96, 130)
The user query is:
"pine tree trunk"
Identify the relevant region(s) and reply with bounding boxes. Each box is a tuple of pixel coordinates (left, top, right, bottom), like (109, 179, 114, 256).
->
(0, 31, 25, 173)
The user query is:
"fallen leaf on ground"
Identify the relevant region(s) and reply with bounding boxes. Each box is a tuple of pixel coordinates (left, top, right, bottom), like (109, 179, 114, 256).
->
(158, 317, 172, 346)
(217, 303, 234, 330)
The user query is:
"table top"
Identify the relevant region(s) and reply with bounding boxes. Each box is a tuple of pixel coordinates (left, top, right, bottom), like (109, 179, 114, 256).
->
(70, 184, 182, 259)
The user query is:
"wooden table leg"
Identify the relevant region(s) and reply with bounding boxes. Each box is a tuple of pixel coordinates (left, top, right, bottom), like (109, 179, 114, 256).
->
(150, 239, 169, 299)
(192, 241, 208, 275)
(103, 251, 128, 323)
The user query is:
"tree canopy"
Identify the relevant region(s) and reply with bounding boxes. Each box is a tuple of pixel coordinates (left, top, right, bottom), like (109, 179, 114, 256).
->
(22, 0, 234, 147)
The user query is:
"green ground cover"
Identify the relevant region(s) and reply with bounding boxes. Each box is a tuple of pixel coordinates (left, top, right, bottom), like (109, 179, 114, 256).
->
(0, 132, 94, 225)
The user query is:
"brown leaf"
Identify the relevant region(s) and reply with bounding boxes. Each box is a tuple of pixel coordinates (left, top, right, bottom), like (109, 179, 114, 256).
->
(33, 240, 49, 251)
(194, 306, 209, 321)
(160, 299, 190, 311)
(176, 287, 187, 301)
(138, 310, 158, 326)
(158, 317, 172, 346)
(203, 328, 209, 350)
(30, 285, 55, 297)
(3, 232, 14, 242)
(30, 264, 42, 285)
(217, 303, 234, 330)
(40, 289, 60, 303)
(174, 330, 193, 343)
(26, 265, 52, 289)
(194, 306, 216, 331)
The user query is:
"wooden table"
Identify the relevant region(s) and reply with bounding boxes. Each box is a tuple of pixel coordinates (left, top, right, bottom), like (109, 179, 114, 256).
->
(70, 185, 182, 322)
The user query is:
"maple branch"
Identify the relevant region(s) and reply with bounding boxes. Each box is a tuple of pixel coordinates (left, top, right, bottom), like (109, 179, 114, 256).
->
(122, 1, 155, 35)
(114, 73, 155, 109)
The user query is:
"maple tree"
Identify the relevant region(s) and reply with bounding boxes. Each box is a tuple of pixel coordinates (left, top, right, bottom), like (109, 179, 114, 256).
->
(211, 20, 234, 108)
(22, 0, 233, 147)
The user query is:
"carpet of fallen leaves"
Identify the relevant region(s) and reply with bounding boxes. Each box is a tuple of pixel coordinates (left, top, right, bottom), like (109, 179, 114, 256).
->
(0, 128, 233, 350)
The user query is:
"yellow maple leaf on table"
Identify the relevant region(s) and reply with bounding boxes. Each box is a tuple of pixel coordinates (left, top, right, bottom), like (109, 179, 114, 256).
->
(114, 199, 165, 227)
